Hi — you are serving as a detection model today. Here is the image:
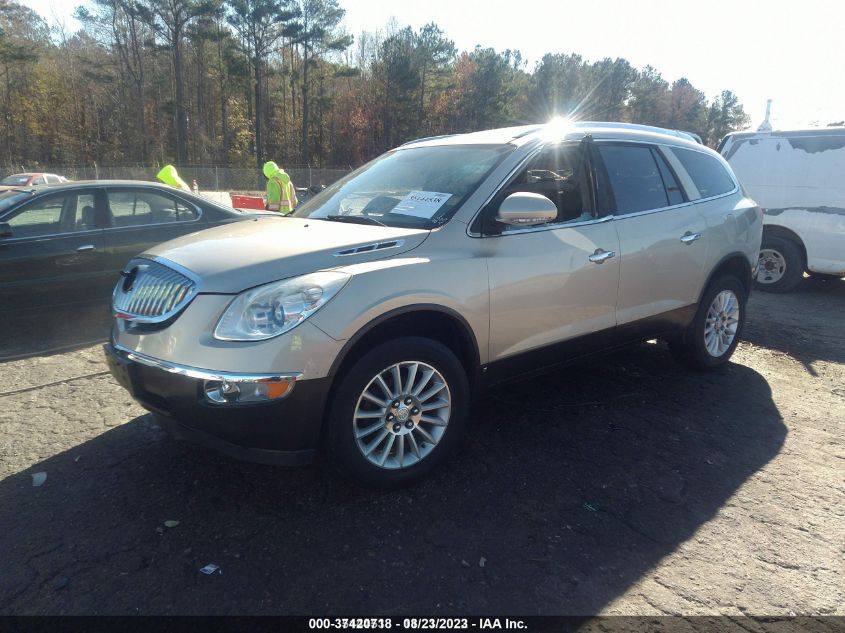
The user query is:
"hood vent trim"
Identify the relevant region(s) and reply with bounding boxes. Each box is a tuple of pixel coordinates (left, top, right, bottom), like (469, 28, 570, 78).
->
(333, 239, 405, 257)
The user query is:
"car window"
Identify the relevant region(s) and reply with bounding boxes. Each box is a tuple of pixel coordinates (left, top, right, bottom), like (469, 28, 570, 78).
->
(31, 175, 46, 185)
(496, 143, 593, 229)
(108, 191, 149, 226)
(671, 147, 735, 198)
(598, 144, 670, 214)
(108, 190, 199, 227)
(72, 194, 98, 231)
(176, 200, 199, 221)
(653, 149, 685, 206)
(6, 194, 66, 238)
(45, 174, 61, 184)
(0, 190, 31, 214)
(0, 174, 31, 186)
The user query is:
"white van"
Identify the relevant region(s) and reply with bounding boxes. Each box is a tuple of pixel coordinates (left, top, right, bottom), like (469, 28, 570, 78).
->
(720, 128, 845, 292)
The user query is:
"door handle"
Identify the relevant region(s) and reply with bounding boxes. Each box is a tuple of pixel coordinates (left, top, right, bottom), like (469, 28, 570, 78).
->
(588, 248, 616, 264)
(76, 244, 96, 252)
(680, 232, 702, 245)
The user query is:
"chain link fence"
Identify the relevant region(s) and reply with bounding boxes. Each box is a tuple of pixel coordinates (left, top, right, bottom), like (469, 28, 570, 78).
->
(1, 164, 353, 194)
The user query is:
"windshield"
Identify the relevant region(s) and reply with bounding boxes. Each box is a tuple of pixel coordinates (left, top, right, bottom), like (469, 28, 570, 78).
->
(292, 144, 514, 228)
(0, 190, 32, 215)
(0, 175, 32, 186)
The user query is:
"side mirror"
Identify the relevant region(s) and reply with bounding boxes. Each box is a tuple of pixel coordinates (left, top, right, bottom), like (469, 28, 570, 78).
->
(495, 192, 557, 227)
(0, 222, 12, 238)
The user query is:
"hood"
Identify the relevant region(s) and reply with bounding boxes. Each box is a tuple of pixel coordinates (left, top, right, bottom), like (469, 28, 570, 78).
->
(143, 216, 431, 293)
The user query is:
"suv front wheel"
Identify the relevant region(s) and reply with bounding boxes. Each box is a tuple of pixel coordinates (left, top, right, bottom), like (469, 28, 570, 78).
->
(327, 337, 470, 488)
(670, 275, 746, 370)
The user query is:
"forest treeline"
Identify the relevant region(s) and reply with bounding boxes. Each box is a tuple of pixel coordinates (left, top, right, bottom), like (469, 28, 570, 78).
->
(0, 0, 750, 170)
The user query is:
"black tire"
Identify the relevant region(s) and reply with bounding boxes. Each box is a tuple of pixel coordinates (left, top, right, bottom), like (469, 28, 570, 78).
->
(755, 235, 805, 293)
(670, 275, 747, 371)
(326, 337, 470, 489)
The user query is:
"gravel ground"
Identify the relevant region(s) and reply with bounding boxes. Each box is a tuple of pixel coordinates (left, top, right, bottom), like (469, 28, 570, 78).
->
(0, 277, 843, 616)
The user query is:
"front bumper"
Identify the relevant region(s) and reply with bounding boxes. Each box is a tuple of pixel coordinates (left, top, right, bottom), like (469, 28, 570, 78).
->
(104, 343, 328, 465)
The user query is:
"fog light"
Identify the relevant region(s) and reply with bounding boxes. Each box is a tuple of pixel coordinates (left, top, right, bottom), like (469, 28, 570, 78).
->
(220, 381, 240, 398)
(204, 379, 293, 405)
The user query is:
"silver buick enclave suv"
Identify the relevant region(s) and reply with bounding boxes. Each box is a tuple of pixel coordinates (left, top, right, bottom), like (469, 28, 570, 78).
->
(105, 122, 762, 487)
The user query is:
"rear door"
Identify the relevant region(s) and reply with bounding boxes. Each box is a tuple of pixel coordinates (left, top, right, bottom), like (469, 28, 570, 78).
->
(102, 187, 207, 275)
(667, 145, 756, 279)
(595, 142, 708, 327)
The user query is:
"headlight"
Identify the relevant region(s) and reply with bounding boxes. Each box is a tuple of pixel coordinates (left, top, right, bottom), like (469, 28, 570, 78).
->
(214, 271, 350, 341)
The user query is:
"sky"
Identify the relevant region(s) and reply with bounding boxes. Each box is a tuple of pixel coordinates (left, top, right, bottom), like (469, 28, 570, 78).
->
(22, 0, 845, 130)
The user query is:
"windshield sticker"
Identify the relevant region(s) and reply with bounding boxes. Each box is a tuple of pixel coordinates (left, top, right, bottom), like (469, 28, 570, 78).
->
(392, 191, 452, 218)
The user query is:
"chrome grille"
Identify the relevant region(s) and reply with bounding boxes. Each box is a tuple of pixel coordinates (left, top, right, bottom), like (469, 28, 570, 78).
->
(112, 258, 199, 324)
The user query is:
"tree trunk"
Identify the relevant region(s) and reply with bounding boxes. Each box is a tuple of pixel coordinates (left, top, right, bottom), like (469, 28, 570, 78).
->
(221, 91, 229, 167)
(317, 60, 324, 165)
(280, 44, 288, 163)
(418, 61, 427, 131)
(173, 32, 188, 164)
(254, 58, 263, 169)
(302, 43, 309, 165)
(137, 73, 147, 163)
(196, 41, 205, 163)
(4, 63, 13, 164)
(217, 24, 230, 167)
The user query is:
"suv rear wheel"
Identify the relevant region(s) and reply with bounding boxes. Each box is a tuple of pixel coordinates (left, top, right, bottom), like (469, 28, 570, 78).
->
(670, 275, 746, 370)
(756, 235, 805, 293)
(327, 337, 469, 488)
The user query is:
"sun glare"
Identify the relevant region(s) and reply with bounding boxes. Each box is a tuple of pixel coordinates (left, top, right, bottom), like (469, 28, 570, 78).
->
(544, 116, 575, 138)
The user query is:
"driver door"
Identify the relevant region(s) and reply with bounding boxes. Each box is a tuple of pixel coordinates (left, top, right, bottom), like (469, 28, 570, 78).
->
(481, 140, 621, 379)
(0, 189, 107, 311)
(0, 189, 109, 356)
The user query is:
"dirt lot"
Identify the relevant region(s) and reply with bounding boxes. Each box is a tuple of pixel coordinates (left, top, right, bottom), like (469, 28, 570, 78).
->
(0, 277, 843, 616)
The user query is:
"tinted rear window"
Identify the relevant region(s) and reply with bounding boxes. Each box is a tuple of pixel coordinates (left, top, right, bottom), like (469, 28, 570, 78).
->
(598, 145, 670, 214)
(654, 149, 685, 206)
(672, 148, 735, 198)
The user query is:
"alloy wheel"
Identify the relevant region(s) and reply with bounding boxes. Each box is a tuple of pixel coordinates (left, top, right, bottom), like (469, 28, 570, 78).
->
(703, 289, 740, 357)
(353, 361, 451, 470)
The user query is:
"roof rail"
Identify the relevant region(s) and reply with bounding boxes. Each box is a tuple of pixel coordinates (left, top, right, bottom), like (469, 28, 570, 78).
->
(399, 134, 456, 147)
(577, 122, 703, 144)
(510, 125, 545, 140)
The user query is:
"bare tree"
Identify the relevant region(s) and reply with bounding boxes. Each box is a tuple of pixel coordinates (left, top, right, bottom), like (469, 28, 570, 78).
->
(287, 0, 350, 165)
(227, 0, 297, 169)
(137, 0, 217, 164)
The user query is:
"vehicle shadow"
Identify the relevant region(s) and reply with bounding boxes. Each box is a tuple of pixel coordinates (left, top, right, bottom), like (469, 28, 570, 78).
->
(0, 302, 111, 361)
(743, 275, 845, 374)
(0, 343, 785, 615)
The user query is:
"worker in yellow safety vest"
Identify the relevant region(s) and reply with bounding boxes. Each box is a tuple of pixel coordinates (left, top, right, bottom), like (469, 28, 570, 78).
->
(263, 161, 298, 213)
(156, 165, 190, 192)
